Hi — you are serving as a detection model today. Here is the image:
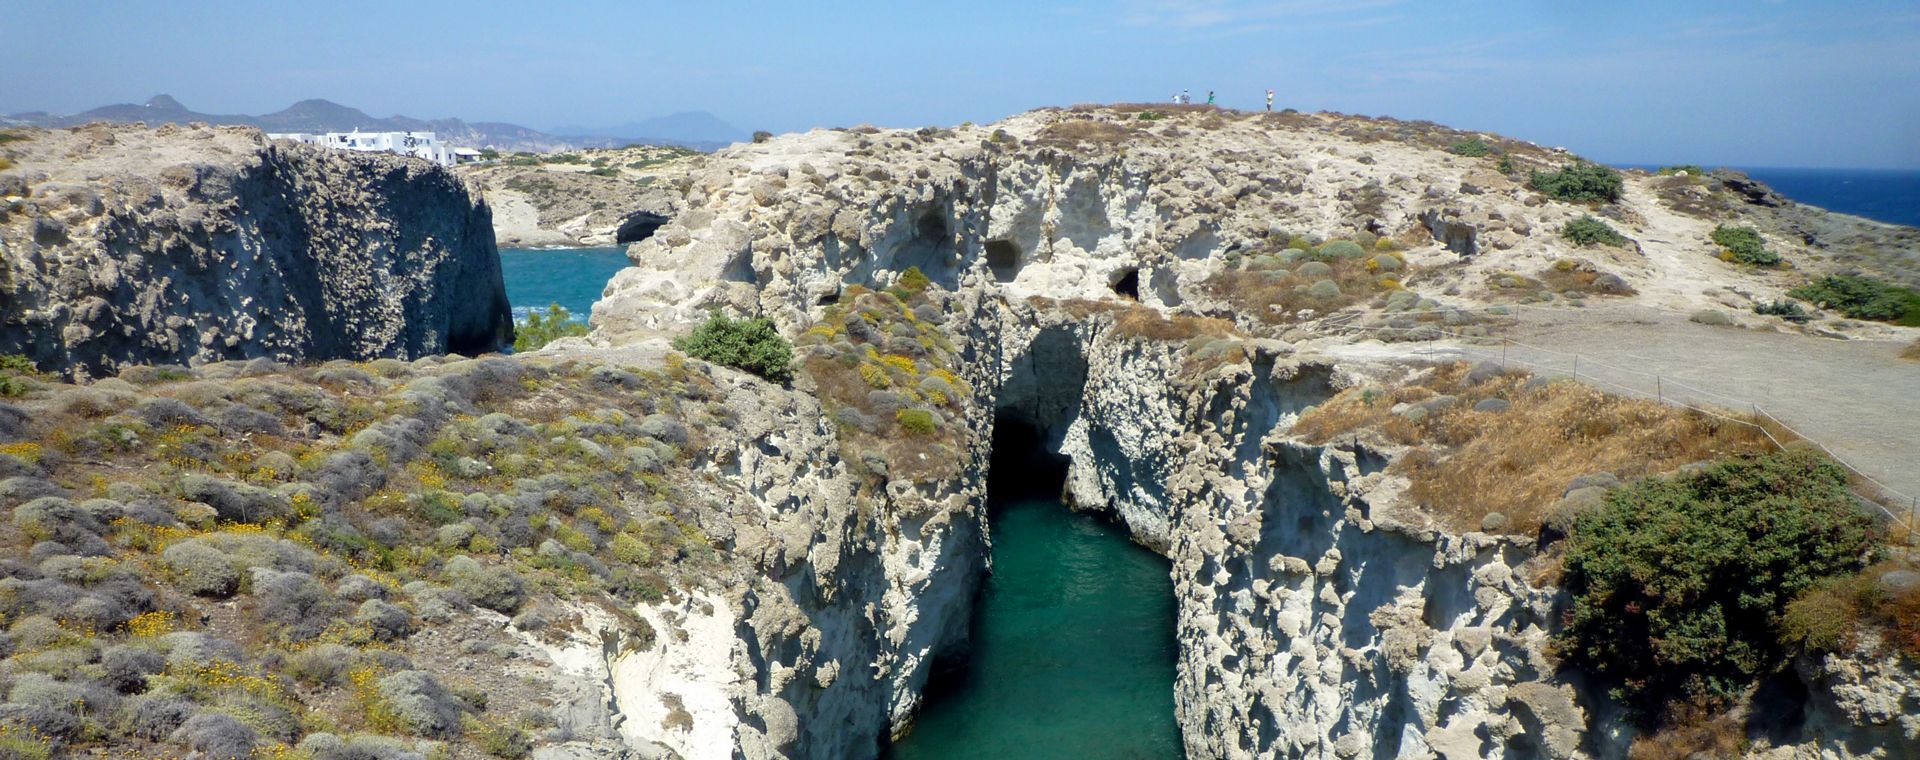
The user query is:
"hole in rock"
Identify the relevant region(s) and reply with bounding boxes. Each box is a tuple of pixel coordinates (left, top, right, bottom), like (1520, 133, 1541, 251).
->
(614, 211, 669, 244)
(986, 412, 1069, 506)
(1421, 210, 1478, 256)
(984, 240, 1021, 283)
(887, 206, 961, 289)
(1110, 268, 1141, 300)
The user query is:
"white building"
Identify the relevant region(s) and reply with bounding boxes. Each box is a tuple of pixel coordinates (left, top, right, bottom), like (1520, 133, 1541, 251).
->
(268, 130, 459, 166)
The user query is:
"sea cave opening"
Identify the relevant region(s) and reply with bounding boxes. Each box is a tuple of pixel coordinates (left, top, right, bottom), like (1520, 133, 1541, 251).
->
(1111, 267, 1141, 300)
(889, 330, 1180, 759)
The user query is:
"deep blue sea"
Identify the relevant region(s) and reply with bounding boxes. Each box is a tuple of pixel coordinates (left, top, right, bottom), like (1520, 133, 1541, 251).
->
(498, 246, 630, 321)
(1622, 166, 1920, 228)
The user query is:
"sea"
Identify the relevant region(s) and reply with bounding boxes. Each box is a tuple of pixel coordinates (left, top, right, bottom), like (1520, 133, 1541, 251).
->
(1624, 166, 1920, 228)
(497, 246, 630, 321)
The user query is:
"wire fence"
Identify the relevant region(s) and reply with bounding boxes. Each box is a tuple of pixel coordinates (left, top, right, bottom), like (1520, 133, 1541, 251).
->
(1322, 314, 1920, 544)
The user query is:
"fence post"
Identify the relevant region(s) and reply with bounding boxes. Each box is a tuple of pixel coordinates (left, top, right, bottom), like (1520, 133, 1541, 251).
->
(1656, 376, 1663, 404)
(1501, 339, 1508, 371)
(1572, 354, 1579, 379)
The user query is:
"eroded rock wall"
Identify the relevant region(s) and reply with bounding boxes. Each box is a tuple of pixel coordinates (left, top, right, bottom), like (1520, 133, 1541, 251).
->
(0, 124, 512, 377)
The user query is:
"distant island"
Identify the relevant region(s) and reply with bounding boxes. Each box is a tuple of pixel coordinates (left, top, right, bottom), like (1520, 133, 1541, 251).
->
(2, 94, 744, 153)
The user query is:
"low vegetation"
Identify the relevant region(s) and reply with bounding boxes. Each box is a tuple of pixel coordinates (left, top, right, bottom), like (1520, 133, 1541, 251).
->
(1710, 224, 1781, 267)
(1655, 164, 1707, 177)
(1448, 138, 1493, 157)
(512, 304, 589, 352)
(0, 353, 726, 757)
(1752, 299, 1813, 323)
(1558, 448, 1880, 722)
(1529, 163, 1624, 203)
(1203, 236, 1410, 325)
(1486, 259, 1633, 303)
(795, 269, 968, 482)
(673, 313, 795, 383)
(1782, 561, 1920, 660)
(1787, 273, 1920, 325)
(1293, 363, 1774, 535)
(1560, 215, 1627, 247)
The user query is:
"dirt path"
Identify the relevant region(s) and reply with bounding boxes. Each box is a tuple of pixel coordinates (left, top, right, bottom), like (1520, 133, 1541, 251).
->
(1316, 305, 1920, 517)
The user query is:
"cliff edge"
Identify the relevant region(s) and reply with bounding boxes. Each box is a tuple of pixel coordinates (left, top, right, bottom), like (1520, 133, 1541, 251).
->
(0, 123, 512, 377)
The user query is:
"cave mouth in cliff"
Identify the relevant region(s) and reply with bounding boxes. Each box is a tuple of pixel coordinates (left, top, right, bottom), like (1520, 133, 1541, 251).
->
(614, 212, 669, 244)
(984, 240, 1020, 282)
(986, 412, 1070, 507)
(1111, 268, 1141, 300)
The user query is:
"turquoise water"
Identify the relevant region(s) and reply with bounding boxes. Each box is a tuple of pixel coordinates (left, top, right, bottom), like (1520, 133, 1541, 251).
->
(889, 499, 1181, 760)
(498, 247, 630, 321)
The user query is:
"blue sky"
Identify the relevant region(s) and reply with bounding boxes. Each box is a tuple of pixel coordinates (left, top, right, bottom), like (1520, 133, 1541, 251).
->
(6, 1, 1919, 168)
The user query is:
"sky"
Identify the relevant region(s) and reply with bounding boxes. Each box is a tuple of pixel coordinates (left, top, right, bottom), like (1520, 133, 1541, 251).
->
(5, 0, 1919, 169)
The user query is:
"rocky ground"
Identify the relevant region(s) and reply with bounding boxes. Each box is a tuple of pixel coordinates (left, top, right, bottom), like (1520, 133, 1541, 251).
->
(578, 104, 1920, 758)
(0, 108, 1916, 760)
(0, 124, 513, 378)
(455, 147, 693, 248)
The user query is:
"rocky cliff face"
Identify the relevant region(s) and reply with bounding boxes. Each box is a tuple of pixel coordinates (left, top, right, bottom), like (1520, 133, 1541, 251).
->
(577, 107, 1917, 759)
(0, 123, 512, 377)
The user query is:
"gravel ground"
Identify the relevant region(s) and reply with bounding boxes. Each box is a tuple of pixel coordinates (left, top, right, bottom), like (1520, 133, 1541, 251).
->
(1316, 305, 1920, 522)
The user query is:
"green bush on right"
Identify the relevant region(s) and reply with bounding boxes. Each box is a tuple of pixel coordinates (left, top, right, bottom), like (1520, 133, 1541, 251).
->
(1788, 273, 1920, 325)
(1556, 447, 1880, 723)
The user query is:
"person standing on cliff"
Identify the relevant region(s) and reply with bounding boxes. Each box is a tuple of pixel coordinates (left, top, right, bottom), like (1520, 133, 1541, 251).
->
(1207, 90, 1216, 106)
(1181, 89, 1191, 105)
(1266, 89, 1274, 112)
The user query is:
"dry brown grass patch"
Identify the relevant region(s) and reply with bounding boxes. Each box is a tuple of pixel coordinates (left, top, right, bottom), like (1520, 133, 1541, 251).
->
(1203, 250, 1401, 325)
(1901, 339, 1920, 361)
(1627, 702, 1749, 760)
(1037, 119, 1137, 145)
(1537, 259, 1635, 297)
(1111, 307, 1236, 342)
(1295, 363, 1775, 534)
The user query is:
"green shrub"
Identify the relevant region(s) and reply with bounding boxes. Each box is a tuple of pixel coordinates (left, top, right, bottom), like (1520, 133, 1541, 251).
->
(896, 408, 936, 435)
(1710, 225, 1780, 267)
(1496, 155, 1516, 175)
(586, 167, 619, 178)
(673, 314, 794, 383)
(897, 266, 932, 292)
(1557, 448, 1879, 721)
(1561, 215, 1627, 247)
(1753, 300, 1811, 323)
(513, 304, 589, 353)
(1657, 164, 1707, 177)
(1317, 240, 1367, 259)
(1788, 273, 1920, 325)
(752, 131, 774, 144)
(1449, 138, 1492, 157)
(1529, 163, 1623, 203)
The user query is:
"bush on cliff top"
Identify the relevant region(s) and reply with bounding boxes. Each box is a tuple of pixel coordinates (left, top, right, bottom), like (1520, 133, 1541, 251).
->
(674, 313, 794, 383)
(1788, 273, 1920, 325)
(1557, 447, 1879, 722)
(1529, 162, 1623, 203)
(1710, 224, 1781, 267)
(512, 304, 588, 353)
(1560, 216, 1627, 247)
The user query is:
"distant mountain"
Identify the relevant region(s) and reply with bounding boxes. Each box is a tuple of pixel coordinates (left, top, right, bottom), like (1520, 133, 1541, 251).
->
(551, 111, 748, 152)
(2, 95, 721, 153)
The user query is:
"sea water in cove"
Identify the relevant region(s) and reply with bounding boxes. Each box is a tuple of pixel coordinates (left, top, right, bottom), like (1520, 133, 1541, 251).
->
(888, 497, 1182, 760)
(498, 247, 631, 320)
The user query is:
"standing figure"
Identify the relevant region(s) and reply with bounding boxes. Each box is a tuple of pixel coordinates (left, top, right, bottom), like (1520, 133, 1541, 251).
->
(1266, 89, 1274, 112)
(1207, 90, 1216, 105)
(1181, 89, 1191, 105)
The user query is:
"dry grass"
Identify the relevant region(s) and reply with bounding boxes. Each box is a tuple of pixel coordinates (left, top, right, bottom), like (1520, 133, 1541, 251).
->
(1202, 247, 1404, 325)
(1538, 259, 1635, 297)
(1037, 119, 1138, 145)
(1627, 702, 1749, 760)
(1294, 363, 1775, 534)
(1901, 339, 1920, 361)
(1111, 307, 1236, 341)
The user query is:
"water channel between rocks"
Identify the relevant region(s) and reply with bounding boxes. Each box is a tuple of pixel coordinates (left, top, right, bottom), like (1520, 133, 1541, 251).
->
(889, 416, 1182, 759)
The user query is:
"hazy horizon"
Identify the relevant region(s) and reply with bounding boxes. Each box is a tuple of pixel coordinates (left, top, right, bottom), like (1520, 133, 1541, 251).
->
(6, 1, 1919, 170)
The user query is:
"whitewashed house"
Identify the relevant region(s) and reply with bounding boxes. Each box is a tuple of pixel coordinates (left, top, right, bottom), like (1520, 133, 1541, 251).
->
(268, 130, 458, 166)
